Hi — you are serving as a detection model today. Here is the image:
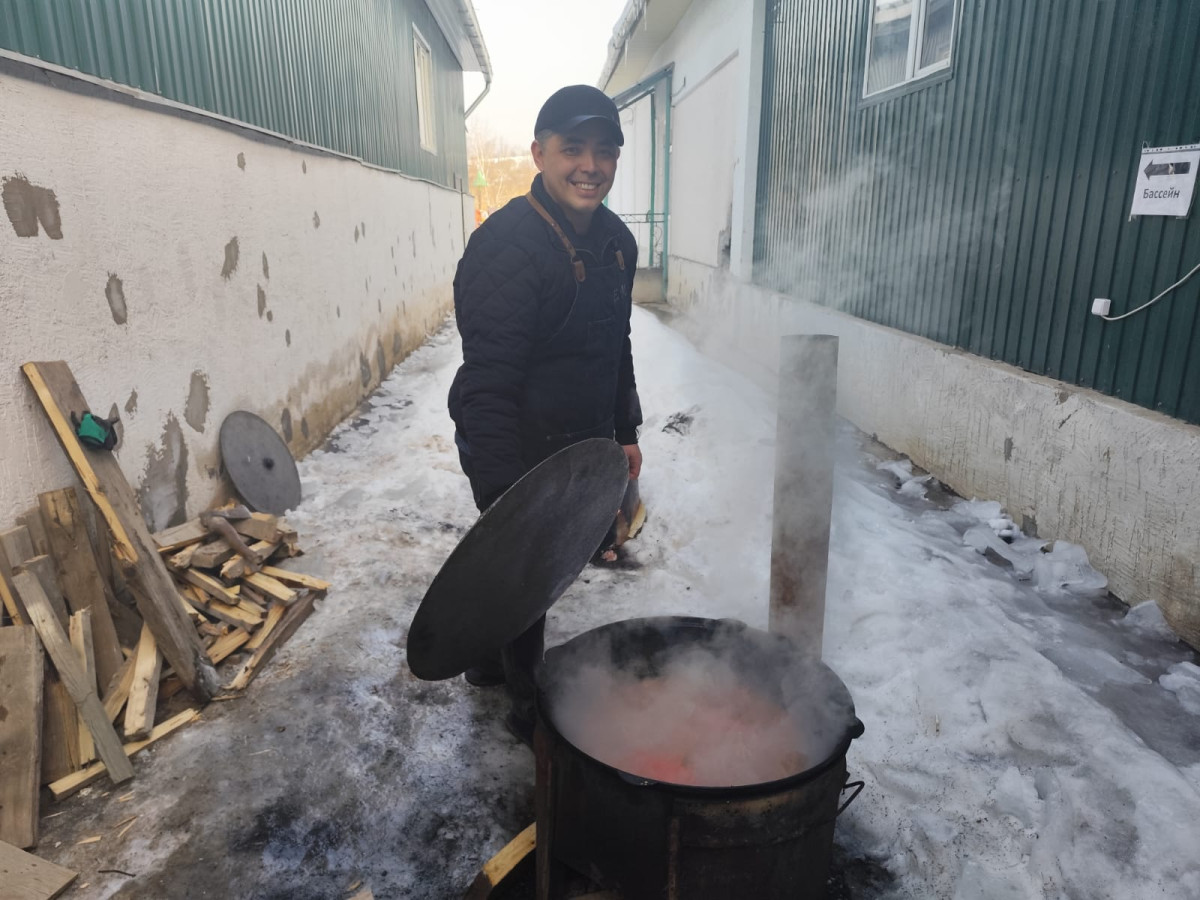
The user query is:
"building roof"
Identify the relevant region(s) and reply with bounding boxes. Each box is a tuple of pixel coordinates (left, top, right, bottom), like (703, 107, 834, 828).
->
(597, 0, 692, 95)
(426, 0, 492, 78)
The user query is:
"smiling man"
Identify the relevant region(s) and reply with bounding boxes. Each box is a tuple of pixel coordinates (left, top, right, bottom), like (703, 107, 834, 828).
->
(447, 85, 643, 744)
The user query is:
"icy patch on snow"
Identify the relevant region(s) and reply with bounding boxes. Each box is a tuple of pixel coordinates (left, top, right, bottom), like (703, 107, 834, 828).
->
(1120, 600, 1179, 641)
(1161, 662, 1200, 715)
(1033, 541, 1108, 596)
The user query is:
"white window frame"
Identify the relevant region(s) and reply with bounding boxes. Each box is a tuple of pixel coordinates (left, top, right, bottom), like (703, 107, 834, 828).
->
(413, 26, 437, 153)
(862, 0, 958, 99)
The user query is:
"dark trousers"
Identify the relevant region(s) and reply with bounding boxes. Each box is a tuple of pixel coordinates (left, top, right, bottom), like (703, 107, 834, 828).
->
(455, 431, 541, 724)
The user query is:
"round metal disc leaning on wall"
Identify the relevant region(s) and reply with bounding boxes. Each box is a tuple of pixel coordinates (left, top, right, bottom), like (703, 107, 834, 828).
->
(219, 410, 302, 514)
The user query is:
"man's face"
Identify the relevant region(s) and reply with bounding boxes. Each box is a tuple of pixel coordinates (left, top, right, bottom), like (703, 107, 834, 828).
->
(531, 119, 620, 232)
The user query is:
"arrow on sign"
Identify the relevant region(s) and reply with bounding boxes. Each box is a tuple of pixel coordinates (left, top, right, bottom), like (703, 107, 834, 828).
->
(1144, 160, 1191, 178)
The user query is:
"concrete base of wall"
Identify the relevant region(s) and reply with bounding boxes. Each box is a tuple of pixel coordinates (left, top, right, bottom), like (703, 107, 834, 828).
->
(666, 256, 1200, 651)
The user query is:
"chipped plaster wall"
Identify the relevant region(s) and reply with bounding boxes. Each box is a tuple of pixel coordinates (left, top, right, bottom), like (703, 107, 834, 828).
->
(666, 257, 1200, 649)
(0, 67, 472, 531)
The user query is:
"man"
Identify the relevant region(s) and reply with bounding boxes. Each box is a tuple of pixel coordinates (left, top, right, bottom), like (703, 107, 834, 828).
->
(447, 85, 643, 744)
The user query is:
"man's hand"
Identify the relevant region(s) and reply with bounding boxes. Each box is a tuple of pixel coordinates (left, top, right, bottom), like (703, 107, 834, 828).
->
(621, 443, 642, 480)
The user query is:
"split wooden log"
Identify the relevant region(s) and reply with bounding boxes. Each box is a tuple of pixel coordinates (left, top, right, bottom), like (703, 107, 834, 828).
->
(39, 487, 125, 688)
(179, 569, 242, 606)
(124, 623, 162, 741)
(245, 603, 286, 652)
(463, 823, 537, 900)
(151, 519, 209, 554)
(180, 588, 262, 631)
(11, 570, 134, 784)
(0, 626, 44, 849)
(243, 572, 298, 606)
(259, 566, 331, 592)
(231, 512, 280, 543)
(22, 361, 218, 700)
(167, 542, 204, 570)
(68, 610, 97, 765)
(221, 541, 281, 581)
(47, 708, 199, 801)
(0, 839, 76, 899)
(189, 537, 235, 570)
(206, 628, 252, 664)
(225, 590, 316, 692)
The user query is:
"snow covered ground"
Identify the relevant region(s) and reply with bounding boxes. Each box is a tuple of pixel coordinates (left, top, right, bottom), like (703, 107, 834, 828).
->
(39, 306, 1200, 899)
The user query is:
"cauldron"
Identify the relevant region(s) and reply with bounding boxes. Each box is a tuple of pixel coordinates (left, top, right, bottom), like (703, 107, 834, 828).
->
(408, 441, 865, 898)
(533, 616, 864, 899)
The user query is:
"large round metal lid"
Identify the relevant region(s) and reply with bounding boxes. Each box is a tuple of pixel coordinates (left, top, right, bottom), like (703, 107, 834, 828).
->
(407, 438, 630, 681)
(219, 411, 302, 514)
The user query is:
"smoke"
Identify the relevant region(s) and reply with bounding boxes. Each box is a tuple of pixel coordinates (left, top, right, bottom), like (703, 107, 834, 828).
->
(542, 619, 858, 787)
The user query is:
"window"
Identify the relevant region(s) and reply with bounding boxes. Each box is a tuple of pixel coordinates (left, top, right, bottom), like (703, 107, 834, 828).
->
(863, 0, 956, 97)
(413, 27, 436, 153)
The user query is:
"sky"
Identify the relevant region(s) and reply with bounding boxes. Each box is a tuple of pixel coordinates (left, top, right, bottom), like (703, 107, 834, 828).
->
(464, 0, 632, 148)
(38, 306, 1200, 898)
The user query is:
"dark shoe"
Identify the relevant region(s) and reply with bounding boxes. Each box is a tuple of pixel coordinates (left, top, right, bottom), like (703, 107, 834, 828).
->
(504, 712, 535, 748)
(464, 664, 506, 687)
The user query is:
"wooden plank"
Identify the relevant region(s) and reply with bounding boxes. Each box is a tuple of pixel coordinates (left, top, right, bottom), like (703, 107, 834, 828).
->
(47, 708, 199, 801)
(38, 488, 125, 688)
(179, 589, 262, 631)
(39, 678, 79, 786)
(19, 557, 69, 631)
(101, 655, 136, 723)
(123, 624, 161, 740)
(0, 840, 77, 899)
(68, 611, 97, 765)
(259, 566, 331, 592)
(151, 519, 208, 554)
(0, 627, 44, 849)
(16, 509, 49, 559)
(0, 530, 35, 625)
(225, 591, 316, 692)
(11, 570, 134, 783)
(243, 572, 298, 605)
(206, 628, 251, 664)
(22, 362, 217, 701)
(464, 823, 537, 900)
(0, 564, 23, 625)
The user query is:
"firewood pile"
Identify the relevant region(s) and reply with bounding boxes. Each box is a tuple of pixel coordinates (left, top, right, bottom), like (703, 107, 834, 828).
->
(0, 361, 329, 886)
(156, 507, 329, 700)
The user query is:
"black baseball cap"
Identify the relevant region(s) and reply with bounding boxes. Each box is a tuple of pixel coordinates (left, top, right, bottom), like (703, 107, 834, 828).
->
(534, 85, 624, 146)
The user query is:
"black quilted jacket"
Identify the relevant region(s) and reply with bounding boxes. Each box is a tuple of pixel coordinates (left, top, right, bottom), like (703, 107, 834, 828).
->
(448, 175, 642, 504)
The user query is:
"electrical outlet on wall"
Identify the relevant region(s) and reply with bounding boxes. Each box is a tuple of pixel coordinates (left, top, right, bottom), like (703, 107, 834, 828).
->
(1091, 298, 1111, 317)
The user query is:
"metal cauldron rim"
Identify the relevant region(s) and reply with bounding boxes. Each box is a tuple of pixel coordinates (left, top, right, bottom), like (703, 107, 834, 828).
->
(534, 615, 865, 799)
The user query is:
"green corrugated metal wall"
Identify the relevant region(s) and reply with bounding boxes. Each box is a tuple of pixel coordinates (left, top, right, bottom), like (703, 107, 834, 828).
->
(755, 0, 1200, 425)
(0, 0, 467, 188)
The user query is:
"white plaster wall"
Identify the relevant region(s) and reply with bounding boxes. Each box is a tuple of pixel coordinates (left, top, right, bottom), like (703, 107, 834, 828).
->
(667, 258, 1200, 647)
(668, 60, 738, 267)
(0, 67, 471, 530)
(637, 0, 752, 271)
